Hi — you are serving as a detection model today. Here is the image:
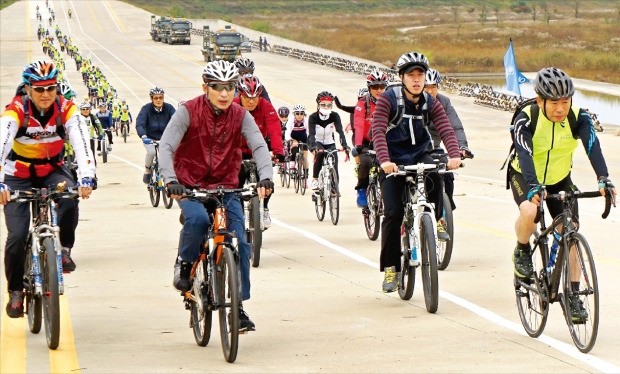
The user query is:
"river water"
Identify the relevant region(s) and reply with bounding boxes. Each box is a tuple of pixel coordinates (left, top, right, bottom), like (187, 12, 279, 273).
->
(459, 78, 620, 127)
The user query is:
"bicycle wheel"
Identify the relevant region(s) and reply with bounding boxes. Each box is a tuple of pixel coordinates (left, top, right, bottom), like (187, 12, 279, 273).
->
(514, 242, 548, 338)
(25, 242, 42, 334)
(279, 164, 286, 187)
(148, 170, 160, 207)
(328, 168, 339, 225)
(293, 166, 300, 194)
(419, 214, 438, 313)
(249, 196, 262, 268)
(216, 246, 239, 363)
(437, 192, 454, 270)
(161, 174, 174, 209)
(122, 125, 127, 143)
(562, 232, 599, 353)
(364, 183, 380, 241)
(191, 258, 212, 346)
(398, 222, 416, 300)
(41, 237, 60, 349)
(101, 138, 108, 163)
(298, 156, 307, 196)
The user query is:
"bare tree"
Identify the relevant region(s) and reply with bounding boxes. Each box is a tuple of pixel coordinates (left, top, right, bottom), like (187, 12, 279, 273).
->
(574, 0, 580, 18)
(532, 3, 537, 21)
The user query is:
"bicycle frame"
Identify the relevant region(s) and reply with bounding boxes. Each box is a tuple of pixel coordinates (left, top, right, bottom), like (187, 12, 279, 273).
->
(318, 149, 338, 199)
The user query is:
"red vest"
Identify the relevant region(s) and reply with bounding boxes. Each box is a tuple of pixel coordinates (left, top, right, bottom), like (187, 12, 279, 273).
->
(174, 95, 245, 189)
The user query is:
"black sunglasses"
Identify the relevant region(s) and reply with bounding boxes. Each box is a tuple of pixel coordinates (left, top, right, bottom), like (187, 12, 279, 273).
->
(294, 111, 305, 115)
(207, 82, 236, 92)
(31, 85, 57, 93)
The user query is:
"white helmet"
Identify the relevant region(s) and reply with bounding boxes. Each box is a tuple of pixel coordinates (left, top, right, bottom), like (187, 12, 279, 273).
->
(292, 104, 306, 113)
(79, 102, 91, 110)
(202, 60, 239, 83)
(425, 68, 442, 85)
(396, 51, 429, 75)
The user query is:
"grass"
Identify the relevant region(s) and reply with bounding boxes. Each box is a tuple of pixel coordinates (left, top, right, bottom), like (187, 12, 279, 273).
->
(106, 1, 620, 83)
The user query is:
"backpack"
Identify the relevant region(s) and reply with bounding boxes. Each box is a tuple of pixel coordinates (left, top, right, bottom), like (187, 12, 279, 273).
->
(386, 84, 434, 132)
(500, 97, 578, 189)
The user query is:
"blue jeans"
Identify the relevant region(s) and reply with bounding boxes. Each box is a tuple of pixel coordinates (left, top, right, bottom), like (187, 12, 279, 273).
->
(177, 194, 251, 300)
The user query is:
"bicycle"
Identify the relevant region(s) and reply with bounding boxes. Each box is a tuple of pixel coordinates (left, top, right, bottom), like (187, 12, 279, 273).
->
(514, 185, 615, 353)
(312, 148, 342, 225)
(182, 187, 255, 363)
(278, 152, 290, 189)
(241, 159, 263, 267)
(12, 183, 79, 350)
(394, 161, 451, 313)
(98, 135, 108, 163)
(291, 142, 308, 195)
(147, 141, 173, 209)
(361, 150, 383, 241)
(120, 120, 130, 143)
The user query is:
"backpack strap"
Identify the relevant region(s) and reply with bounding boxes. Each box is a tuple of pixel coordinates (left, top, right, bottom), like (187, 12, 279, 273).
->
(387, 85, 404, 132)
(364, 94, 370, 117)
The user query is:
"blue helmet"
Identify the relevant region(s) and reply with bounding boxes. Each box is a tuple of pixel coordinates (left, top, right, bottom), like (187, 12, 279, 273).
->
(22, 60, 58, 84)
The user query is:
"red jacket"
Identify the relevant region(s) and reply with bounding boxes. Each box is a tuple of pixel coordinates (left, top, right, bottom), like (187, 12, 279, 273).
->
(174, 95, 246, 189)
(234, 97, 284, 157)
(353, 96, 375, 146)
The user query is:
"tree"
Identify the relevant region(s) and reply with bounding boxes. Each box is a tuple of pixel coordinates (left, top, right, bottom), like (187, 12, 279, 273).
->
(574, 0, 580, 18)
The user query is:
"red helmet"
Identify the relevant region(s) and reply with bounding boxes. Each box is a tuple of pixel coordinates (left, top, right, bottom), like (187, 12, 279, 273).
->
(236, 75, 263, 98)
(366, 69, 388, 87)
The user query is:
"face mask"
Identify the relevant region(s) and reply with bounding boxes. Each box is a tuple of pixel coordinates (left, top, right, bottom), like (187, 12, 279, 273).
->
(319, 108, 332, 116)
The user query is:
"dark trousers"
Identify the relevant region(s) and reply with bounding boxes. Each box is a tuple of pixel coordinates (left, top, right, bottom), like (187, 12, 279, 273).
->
(3, 170, 77, 291)
(379, 154, 443, 272)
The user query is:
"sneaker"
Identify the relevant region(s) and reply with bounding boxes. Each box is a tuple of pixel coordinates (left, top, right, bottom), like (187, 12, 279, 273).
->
(97, 152, 102, 156)
(568, 294, 588, 323)
(513, 245, 534, 279)
(437, 218, 450, 241)
(382, 266, 399, 293)
(62, 249, 76, 273)
(356, 188, 368, 208)
(107, 146, 112, 152)
(173, 260, 192, 292)
(5, 290, 24, 318)
(239, 307, 256, 332)
(311, 179, 319, 190)
(289, 161, 296, 169)
(263, 208, 272, 229)
(143, 173, 151, 184)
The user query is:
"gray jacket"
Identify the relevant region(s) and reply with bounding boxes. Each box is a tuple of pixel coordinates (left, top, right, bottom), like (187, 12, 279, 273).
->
(428, 93, 468, 149)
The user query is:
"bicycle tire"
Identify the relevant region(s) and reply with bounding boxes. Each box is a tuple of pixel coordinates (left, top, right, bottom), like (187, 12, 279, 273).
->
(161, 174, 173, 209)
(148, 171, 160, 207)
(364, 182, 380, 241)
(563, 232, 599, 353)
(419, 214, 438, 313)
(101, 138, 108, 163)
(249, 196, 262, 268)
(41, 237, 60, 349)
(299, 157, 307, 196)
(437, 192, 454, 270)
(515, 241, 548, 338)
(285, 163, 291, 189)
(293, 164, 300, 193)
(25, 241, 42, 334)
(328, 168, 339, 225)
(191, 257, 212, 346)
(279, 164, 286, 187)
(398, 222, 416, 300)
(314, 182, 326, 221)
(217, 246, 239, 363)
(122, 125, 127, 143)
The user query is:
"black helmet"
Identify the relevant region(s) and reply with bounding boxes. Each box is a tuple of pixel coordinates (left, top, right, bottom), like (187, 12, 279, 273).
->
(277, 106, 290, 117)
(534, 67, 575, 100)
(316, 90, 334, 104)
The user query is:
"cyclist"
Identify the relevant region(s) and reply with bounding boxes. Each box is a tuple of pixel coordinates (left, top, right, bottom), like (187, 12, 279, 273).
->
(424, 67, 474, 235)
(136, 87, 176, 184)
(0, 60, 95, 318)
(119, 100, 132, 136)
(277, 106, 289, 142)
(284, 104, 310, 182)
(159, 60, 274, 332)
(57, 81, 77, 101)
(68, 9, 72, 19)
(95, 102, 113, 154)
(234, 58, 271, 102)
(509, 67, 616, 321)
(371, 51, 461, 293)
(308, 91, 350, 190)
(353, 69, 388, 208)
(233, 75, 284, 228)
(79, 102, 104, 167)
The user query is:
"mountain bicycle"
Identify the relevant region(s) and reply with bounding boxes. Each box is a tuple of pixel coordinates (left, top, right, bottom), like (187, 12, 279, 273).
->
(120, 119, 130, 143)
(241, 159, 263, 267)
(312, 149, 344, 225)
(514, 184, 615, 353)
(12, 183, 79, 350)
(278, 151, 290, 189)
(291, 142, 308, 195)
(147, 141, 173, 209)
(182, 187, 255, 363)
(394, 161, 451, 313)
(361, 150, 382, 241)
(98, 135, 108, 163)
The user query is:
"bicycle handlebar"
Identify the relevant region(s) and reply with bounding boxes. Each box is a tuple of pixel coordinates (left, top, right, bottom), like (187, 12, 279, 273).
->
(534, 187, 614, 223)
(9, 186, 80, 203)
(185, 187, 257, 202)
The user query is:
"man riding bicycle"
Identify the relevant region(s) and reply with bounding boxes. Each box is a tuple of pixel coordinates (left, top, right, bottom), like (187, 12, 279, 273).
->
(370, 52, 461, 293)
(0, 60, 95, 318)
(159, 60, 274, 332)
(136, 87, 175, 184)
(508, 67, 616, 322)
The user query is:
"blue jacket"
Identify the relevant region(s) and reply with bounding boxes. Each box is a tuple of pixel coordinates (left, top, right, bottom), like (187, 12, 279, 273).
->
(136, 102, 176, 140)
(95, 109, 113, 129)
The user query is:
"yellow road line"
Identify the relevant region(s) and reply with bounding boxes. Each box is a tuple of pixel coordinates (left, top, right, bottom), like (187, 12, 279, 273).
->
(49, 295, 80, 373)
(0, 309, 27, 374)
(103, 0, 127, 33)
(86, 1, 103, 32)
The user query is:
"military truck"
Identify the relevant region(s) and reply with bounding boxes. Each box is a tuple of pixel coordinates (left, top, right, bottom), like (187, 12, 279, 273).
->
(150, 15, 171, 43)
(161, 18, 192, 45)
(201, 25, 242, 62)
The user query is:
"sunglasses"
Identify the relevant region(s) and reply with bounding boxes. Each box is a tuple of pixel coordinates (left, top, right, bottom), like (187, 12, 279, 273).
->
(369, 85, 387, 91)
(31, 85, 57, 93)
(241, 94, 259, 101)
(319, 103, 333, 109)
(294, 111, 305, 115)
(207, 82, 235, 92)
(151, 96, 164, 100)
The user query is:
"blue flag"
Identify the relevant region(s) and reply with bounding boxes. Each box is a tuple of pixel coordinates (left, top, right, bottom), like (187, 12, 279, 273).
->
(504, 39, 529, 96)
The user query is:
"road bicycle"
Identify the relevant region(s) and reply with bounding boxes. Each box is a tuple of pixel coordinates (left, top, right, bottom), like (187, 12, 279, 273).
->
(182, 187, 255, 363)
(361, 150, 382, 241)
(278, 151, 290, 189)
(312, 148, 342, 225)
(394, 161, 451, 313)
(291, 142, 308, 195)
(98, 135, 108, 163)
(120, 120, 130, 143)
(12, 183, 79, 350)
(147, 141, 173, 209)
(514, 185, 615, 353)
(241, 159, 264, 267)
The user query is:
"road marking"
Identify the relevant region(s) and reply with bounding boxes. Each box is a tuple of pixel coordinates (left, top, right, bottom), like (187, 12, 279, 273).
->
(49, 296, 81, 373)
(271, 217, 620, 373)
(0, 307, 27, 374)
(101, 1, 125, 33)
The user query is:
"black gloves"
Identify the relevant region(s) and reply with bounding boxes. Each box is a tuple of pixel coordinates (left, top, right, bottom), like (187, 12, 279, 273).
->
(257, 179, 274, 191)
(275, 154, 285, 163)
(166, 181, 186, 197)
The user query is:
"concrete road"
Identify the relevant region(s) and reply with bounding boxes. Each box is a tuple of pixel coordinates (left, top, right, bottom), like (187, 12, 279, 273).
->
(1, 1, 619, 373)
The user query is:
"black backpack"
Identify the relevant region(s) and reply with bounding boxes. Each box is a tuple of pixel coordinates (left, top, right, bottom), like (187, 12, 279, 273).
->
(386, 84, 434, 132)
(500, 98, 578, 189)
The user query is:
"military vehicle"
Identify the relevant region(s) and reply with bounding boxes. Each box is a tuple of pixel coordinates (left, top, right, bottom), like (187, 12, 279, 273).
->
(150, 15, 171, 43)
(161, 18, 192, 45)
(201, 25, 242, 62)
